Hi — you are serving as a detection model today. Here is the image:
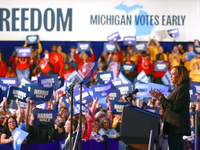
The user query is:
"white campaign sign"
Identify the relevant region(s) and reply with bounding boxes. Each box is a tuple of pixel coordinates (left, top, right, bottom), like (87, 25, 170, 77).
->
(0, 0, 200, 41)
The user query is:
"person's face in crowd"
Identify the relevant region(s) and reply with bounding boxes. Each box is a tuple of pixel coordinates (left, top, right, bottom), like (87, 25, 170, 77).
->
(142, 52, 147, 57)
(51, 45, 57, 53)
(178, 44, 183, 50)
(82, 53, 88, 61)
(103, 119, 110, 131)
(172, 46, 178, 53)
(159, 54, 164, 61)
(82, 123, 86, 136)
(56, 116, 65, 128)
(31, 48, 35, 53)
(102, 52, 108, 59)
(57, 46, 62, 53)
(170, 68, 178, 85)
(8, 117, 16, 130)
(190, 115, 194, 127)
(98, 113, 105, 123)
(113, 55, 118, 62)
(194, 40, 200, 46)
(92, 123, 100, 133)
(188, 45, 194, 53)
(193, 62, 199, 70)
(64, 120, 71, 133)
(98, 65, 103, 72)
(126, 53, 130, 61)
(64, 64, 70, 70)
(70, 48, 76, 54)
(60, 108, 68, 121)
(150, 39, 155, 45)
(158, 46, 164, 53)
(196, 54, 200, 59)
(8, 67, 13, 73)
(44, 50, 49, 55)
(128, 48, 134, 55)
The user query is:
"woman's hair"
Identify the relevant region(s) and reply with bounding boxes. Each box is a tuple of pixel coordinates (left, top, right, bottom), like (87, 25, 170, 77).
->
(92, 121, 100, 128)
(4, 116, 17, 132)
(172, 65, 190, 88)
(156, 53, 164, 61)
(100, 117, 112, 129)
(95, 111, 107, 122)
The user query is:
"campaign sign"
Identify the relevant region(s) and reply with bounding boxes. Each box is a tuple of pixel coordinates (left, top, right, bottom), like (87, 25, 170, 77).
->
(161, 71, 171, 85)
(167, 28, 179, 37)
(123, 36, 136, 45)
(8, 87, 29, 102)
(92, 81, 112, 98)
(154, 62, 168, 71)
(73, 102, 93, 117)
(148, 83, 169, 97)
(17, 47, 31, 57)
(74, 90, 93, 104)
(116, 83, 132, 96)
(191, 82, 200, 94)
(19, 76, 31, 86)
(189, 87, 197, 102)
(121, 63, 135, 72)
(12, 128, 29, 150)
(77, 42, 91, 51)
(145, 106, 160, 115)
(26, 35, 39, 44)
(107, 31, 121, 43)
(133, 42, 147, 52)
(11, 100, 27, 109)
(103, 43, 117, 53)
(74, 84, 88, 93)
(29, 85, 53, 101)
(0, 82, 10, 97)
(38, 74, 59, 90)
(137, 71, 148, 83)
(97, 71, 114, 82)
(186, 52, 196, 61)
(135, 83, 149, 97)
(110, 101, 129, 114)
(194, 46, 200, 54)
(33, 109, 57, 125)
(109, 89, 121, 101)
(62, 97, 70, 108)
(118, 71, 131, 84)
(0, 78, 17, 87)
(58, 77, 64, 88)
(111, 78, 122, 86)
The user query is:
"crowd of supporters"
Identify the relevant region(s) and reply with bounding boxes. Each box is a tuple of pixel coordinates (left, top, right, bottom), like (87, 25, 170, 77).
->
(0, 38, 200, 150)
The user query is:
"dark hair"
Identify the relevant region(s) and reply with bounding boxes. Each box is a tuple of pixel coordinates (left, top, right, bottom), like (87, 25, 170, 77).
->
(100, 117, 112, 129)
(57, 44, 63, 50)
(172, 65, 190, 88)
(70, 119, 78, 131)
(60, 106, 68, 111)
(4, 116, 17, 132)
(70, 46, 76, 49)
(156, 53, 164, 61)
(51, 44, 57, 49)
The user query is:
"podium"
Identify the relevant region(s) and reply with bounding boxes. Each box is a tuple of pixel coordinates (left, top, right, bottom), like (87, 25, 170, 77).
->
(120, 106, 160, 150)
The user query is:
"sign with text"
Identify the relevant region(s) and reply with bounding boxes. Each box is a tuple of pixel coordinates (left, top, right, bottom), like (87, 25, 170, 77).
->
(194, 46, 200, 54)
(8, 87, 29, 102)
(121, 63, 135, 72)
(154, 62, 168, 71)
(123, 36, 136, 45)
(110, 101, 129, 114)
(167, 28, 179, 37)
(26, 35, 39, 44)
(19, 76, 31, 86)
(186, 52, 196, 61)
(116, 83, 132, 96)
(0, 82, 10, 97)
(107, 31, 121, 43)
(0, 78, 17, 87)
(77, 42, 91, 51)
(74, 89, 93, 104)
(17, 47, 31, 57)
(135, 83, 149, 97)
(148, 83, 169, 97)
(97, 71, 114, 82)
(92, 81, 112, 98)
(103, 43, 117, 53)
(38, 74, 59, 89)
(161, 71, 171, 85)
(118, 71, 131, 84)
(109, 89, 121, 101)
(133, 42, 147, 52)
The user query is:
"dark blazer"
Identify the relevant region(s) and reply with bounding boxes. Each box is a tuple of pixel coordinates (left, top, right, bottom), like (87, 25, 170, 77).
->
(160, 84, 191, 136)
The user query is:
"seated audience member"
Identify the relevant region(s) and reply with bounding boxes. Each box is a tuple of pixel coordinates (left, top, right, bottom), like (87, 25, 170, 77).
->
(99, 117, 120, 139)
(107, 54, 121, 77)
(182, 44, 195, 70)
(90, 121, 104, 142)
(168, 46, 182, 68)
(6, 66, 16, 78)
(66, 46, 78, 70)
(137, 51, 151, 76)
(75, 48, 95, 70)
(190, 62, 200, 82)
(60, 63, 75, 81)
(151, 53, 170, 84)
(0, 51, 7, 77)
(1, 116, 17, 144)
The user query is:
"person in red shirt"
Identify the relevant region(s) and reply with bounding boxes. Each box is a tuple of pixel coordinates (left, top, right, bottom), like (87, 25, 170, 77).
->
(137, 51, 151, 76)
(49, 45, 64, 75)
(9, 51, 17, 73)
(151, 53, 171, 84)
(0, 51, 7, 77)
(75, 48, 95, 70)
(60, 63, 75, 81)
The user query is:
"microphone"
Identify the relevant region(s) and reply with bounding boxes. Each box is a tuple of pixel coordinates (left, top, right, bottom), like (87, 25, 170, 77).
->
(125, 89, 139, 99)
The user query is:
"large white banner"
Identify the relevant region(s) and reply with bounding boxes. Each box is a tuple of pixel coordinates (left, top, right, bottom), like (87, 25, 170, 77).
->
(0, 0, 200, 41)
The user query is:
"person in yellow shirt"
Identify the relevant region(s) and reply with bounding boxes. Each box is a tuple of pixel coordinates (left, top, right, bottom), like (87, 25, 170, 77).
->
(190, 53, 200, 71)
(182, 44, 195, 71)
(23, 39, 43, 55)
(156, 46, 168, 61)
(123, 46, 139, 65)
(147, 39, 159, 64)
(168, 46, 182, 68)
(190, 62, 200, 82)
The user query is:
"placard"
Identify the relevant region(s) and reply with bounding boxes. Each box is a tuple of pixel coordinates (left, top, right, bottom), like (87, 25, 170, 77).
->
(123, 36, 136, 45)
(58, 77, 64, 88)
(120, 63, 135, 72)
(97, 71, 114, 82)
(111, 79, 122, 86)
(194, 46, 200, 54)
(107, 31, 121, 43)
(154, 62, 168, 71)
(0, 82, 10, 97)
(133, 42, 147, 52)
(185, 52, 196, 61)
(0, 78, 17, 87)
(135, 83, 149, 97)
(77, 42, 91, 51)
(74, 89, 93, 104)
(8, 87, 29, 102)
(161, 71, 171, 85)
(148, 83, 169, 97)
(167, 28, 179, 37)
(17, 47, 32, 57)
(92, 81, 112, 98)
(110, 101, 129, 114)
(136, 70, 148, 83)
(38, 74, 59, 89)
(103, 42, 117, 53)
(118, 71, 131, 84)
(109, 89, 121, 101)
(26, 35, 39, 44)
(116, 83, 132, 96)
(19, 76, 31, 86)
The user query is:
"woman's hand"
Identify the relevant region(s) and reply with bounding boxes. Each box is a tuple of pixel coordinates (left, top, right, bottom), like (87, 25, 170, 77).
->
(9, 136, 14, 143)
(149, 89, 163, 100)
(85, 110, 90, 121)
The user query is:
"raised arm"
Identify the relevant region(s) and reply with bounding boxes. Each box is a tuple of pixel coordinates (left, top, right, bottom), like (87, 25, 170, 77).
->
(16, 99, 21, 126)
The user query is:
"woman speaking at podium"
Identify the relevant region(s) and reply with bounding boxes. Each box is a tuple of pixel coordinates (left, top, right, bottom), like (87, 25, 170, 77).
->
(149, 65, 191, 150)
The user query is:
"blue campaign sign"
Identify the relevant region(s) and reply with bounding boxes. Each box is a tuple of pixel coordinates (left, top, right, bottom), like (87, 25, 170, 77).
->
(33, 109, 57, 125)
(148, 83, 169, 97)
(191, 82, 200, 95)
(26, 35, 39, 44)
(154, 62, 168, 71)
(107, 31, 121, 43)
(118, 71, 131, 84)
(189, 87, 197, 102)
(0, 89, 3, 103)
(110, 101, 129, 114)
(103, 42, 117, 53)
(0, 82, 10, 97)
(161, 71, 171, 85)
(17, 47, 32, 57)
(186, 52, 196, 61)
(97, 71, 114, 82)
(12, 128, 29, 150)
(116, 83, 132, 96)
(11, 100, 27, 110)
(58, 77, 64, 88)
(123, 36, 136, 45)
(137, 70, 148, 83)
(73, 102, 93, 117)
(194, 46, 200, 54)
(133, 42, 147, 52)
(25, 84, 31, 92)
(8, 87, 29, 102)
(38, 74, 59, 90)
(98, 98, 107, 104)
(111, 78, 122, 86)
(92, 81, 112, 98)
(77, 42, 91, 51)
(120, 63, 135, 72)
(167, 28, 179, 37)
(109, 89, 121, 101)
(62, 97, 70, 108)
(74, 89, 93, 105)
(135, 83, 149, 97)
(19, 76, 31, 86)
(145, 106, 160, 115)
(0, 78, 17, 87)
(74, 84, 88, 93)
(29, 85, 53, 101)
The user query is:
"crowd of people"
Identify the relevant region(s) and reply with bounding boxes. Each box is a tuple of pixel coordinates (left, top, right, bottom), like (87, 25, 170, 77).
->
(0, 38, 200, 150)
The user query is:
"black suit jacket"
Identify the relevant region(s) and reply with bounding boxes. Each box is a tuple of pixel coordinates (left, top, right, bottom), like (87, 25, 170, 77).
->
(160, 84, 191, 136)
(63, 131, 77, 150)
